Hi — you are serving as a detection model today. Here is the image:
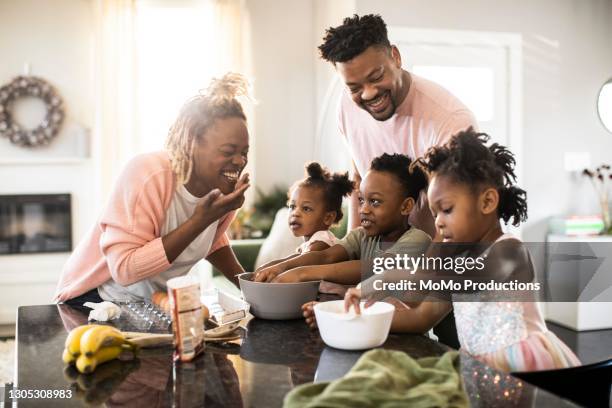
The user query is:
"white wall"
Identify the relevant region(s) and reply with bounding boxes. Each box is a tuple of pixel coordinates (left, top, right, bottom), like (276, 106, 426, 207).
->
(354, 0, 612, 240)
(312, 0, 355, 174)
(247, 0, 317, 192)
(248, 1, 359, 191)
(0, 0, 96, 320)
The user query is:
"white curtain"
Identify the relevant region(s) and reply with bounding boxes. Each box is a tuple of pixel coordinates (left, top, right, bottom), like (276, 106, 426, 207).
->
(92, 0, 253, 205)
(213, 0, 252, 74)
(92, 0, 138, 206)
(213, 0, 256, 203)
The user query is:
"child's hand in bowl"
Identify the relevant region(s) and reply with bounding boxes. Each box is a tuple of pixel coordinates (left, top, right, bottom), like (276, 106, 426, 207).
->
(344, 287, 363, 315)
(254, 265, 284, 282)
(301, 301, 318, 330)
(344, 285, 388, 315)
(272, 266, 312, 283)
(272, 269, 301, 283)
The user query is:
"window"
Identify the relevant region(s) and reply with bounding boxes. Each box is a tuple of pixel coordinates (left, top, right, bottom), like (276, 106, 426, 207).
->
(135, 0, 216, 153)
(412, 65, 494, 122)
(389, 27, 523, 236)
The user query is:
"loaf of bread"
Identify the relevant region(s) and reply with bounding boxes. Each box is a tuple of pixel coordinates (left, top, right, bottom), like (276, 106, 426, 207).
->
(151, 291, 170, 313)
(201, 304, 210, 321)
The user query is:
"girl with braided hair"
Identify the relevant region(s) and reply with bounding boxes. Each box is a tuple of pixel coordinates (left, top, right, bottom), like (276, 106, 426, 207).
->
(345, 128, 580, 372)
(56, 73, 252, 304)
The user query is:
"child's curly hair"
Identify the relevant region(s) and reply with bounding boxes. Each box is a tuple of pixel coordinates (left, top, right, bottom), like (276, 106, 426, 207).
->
(415, 128, 528, 226)
(293, 162, 354, 223)
(165, 73, 252, 184)
(370, 153, 428, 201)
(318, 14, 391, 63)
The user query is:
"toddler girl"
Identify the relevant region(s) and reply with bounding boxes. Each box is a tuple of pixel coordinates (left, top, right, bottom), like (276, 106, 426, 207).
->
(257, 162, 353, 270)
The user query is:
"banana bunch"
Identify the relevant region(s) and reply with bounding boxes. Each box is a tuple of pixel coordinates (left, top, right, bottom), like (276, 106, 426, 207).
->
(63, 358, 140, 406)
(63, 324, 137, 374)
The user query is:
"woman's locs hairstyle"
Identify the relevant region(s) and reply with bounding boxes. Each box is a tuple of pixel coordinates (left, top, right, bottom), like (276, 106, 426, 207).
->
(165, 72, 254, 184)
(294, 162, 354, 223)
(415, 128, 528, 226)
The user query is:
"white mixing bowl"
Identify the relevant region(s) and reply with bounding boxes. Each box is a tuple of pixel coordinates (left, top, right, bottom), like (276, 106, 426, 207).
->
(314, 300, 394, 350)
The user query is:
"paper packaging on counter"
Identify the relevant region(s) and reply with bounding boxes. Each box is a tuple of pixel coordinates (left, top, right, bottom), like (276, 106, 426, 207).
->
(83, 301, 122, 322)
(167, 276, 205, 362)
(202, 290, 251, 326)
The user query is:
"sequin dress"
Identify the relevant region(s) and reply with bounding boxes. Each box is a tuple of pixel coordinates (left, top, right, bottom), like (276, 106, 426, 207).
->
(452, 234, 581, 372)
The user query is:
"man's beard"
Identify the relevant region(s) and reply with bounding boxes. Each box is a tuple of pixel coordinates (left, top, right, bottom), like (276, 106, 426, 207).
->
(361, 91, 397, 121)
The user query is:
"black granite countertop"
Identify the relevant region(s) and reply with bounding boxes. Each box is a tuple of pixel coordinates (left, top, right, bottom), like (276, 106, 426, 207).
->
(13, 304, 579, 407)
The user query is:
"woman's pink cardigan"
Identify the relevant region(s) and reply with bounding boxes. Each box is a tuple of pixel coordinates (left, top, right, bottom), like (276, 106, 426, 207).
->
(54, 151, 234, 302)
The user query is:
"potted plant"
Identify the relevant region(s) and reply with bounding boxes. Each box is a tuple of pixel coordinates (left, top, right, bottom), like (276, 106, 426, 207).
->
(582, 164, 612, 234)
(229, 185, 289, 239)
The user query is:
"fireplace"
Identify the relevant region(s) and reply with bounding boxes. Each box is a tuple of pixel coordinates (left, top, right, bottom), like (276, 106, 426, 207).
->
(0, 194, 72, 254)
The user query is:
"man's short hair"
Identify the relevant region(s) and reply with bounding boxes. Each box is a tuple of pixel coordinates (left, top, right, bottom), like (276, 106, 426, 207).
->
(319, 14, 391, 63)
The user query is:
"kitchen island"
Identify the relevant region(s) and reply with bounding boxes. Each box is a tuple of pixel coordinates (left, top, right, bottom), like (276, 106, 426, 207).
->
(12, 304, 579, 407)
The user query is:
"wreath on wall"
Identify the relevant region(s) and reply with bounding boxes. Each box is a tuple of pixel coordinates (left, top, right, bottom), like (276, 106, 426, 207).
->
(0, 76, 64, 147)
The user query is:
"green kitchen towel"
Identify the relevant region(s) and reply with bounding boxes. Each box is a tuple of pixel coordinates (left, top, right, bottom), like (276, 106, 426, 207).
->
(284, 350, 467, 408)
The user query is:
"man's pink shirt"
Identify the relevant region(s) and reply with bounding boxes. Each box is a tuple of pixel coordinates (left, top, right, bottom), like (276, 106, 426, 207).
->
(339, 73, 478, 175)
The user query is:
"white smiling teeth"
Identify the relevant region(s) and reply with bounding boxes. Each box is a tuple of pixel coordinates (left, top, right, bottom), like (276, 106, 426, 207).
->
(222, 171, 239, 181)
(368, 94, 385, 108)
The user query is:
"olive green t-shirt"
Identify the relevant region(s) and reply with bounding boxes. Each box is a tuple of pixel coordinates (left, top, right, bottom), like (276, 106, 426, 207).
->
(338, 227, 432, 261)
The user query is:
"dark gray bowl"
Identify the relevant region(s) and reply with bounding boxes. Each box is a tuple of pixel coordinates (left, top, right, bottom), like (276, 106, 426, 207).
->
(238, 272, 319, 320)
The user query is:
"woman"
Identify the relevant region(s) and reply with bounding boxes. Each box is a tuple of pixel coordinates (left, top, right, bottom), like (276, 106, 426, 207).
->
(55, 73, 251, 304)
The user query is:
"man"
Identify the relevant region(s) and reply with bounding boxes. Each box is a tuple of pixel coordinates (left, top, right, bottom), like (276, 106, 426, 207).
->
(319, 14, 478, 348)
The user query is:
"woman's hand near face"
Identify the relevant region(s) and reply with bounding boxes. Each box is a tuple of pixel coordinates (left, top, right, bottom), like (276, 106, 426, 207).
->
(191, 173, 250, 229)
(162, 173, 249, 263)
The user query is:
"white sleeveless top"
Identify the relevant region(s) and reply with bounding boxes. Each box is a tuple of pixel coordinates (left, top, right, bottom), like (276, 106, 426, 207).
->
(296, 230, 339, 254)
(99, 184, 219, 302)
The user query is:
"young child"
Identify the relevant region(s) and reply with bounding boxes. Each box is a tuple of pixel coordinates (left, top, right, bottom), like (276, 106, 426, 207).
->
(344, 129, 580, 373)
(254, 153, 432, 287)
(257, 162, 354, 272)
